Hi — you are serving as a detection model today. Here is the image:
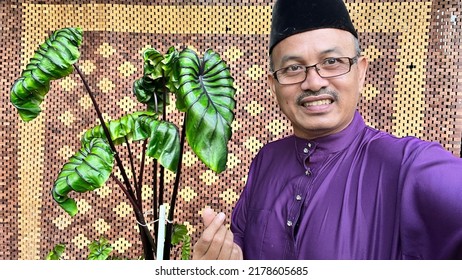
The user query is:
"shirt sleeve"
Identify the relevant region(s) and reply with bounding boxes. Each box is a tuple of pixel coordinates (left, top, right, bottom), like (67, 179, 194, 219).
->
(230, 154, 261, 255)
(401, 141, 462, 259)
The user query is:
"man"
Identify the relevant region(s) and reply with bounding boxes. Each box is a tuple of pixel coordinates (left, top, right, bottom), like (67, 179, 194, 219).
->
(193, 0, 462, 259)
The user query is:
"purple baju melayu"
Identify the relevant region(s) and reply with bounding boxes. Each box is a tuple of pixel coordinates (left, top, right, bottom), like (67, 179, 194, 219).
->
(231, 111, 462, 259)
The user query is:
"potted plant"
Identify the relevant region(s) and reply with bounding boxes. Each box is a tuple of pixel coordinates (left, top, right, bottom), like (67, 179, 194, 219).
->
(10, 27, 236, 260)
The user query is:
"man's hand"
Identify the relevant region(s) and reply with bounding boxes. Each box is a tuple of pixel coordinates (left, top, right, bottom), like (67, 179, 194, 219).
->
(193, 208, 243, 260)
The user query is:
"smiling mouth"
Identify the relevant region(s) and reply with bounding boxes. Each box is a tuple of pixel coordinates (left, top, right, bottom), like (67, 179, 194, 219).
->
(302, 99, 333, 107)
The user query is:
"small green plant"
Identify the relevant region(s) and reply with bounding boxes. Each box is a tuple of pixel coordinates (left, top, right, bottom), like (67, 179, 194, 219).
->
(171, 224, 191, 260)
(45, 226, 190, 260)
(11, 27, 236, 260)
(45, 244, 66, 260)
(46, 237, 113, 260)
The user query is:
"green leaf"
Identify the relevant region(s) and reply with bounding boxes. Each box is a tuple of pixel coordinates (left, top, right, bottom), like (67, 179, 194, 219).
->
(87, 237, 113, 260)
(163, 46, 180, 93)
(81, 111, 157, 145)
(143, 48, 165, 80)
(81, 112, 179, 172)
(171, 224, 191, 260)
(177, 48, 236, 173)
(133, 77, 169, 114)
(134, 47, 179, 114)
(134, 115, 180, 173)
(45, 243, 66, 260)
(10, 27, 83, 122)
(171, 224, 188, 245)
(181, 235, 191, 260)
(52, 138, 114, 216)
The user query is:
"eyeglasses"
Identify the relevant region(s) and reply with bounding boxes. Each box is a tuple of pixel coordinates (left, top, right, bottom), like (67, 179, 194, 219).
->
(272, 56, 359, 85)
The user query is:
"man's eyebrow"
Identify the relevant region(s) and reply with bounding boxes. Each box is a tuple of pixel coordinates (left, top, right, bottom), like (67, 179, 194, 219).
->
(320, 48, 340, 55)
(279, 55, 303, 65)
(279, 48, 342, 65)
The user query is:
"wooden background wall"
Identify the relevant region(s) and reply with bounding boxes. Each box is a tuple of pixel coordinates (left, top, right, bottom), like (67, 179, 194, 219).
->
(1, 0, 461, 259)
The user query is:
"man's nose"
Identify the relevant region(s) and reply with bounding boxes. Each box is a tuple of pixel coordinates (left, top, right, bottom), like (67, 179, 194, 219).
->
(300, 67, 329, 92)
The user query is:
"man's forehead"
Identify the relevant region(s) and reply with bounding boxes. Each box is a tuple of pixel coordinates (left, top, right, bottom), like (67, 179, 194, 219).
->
(272, 29, 356, 57)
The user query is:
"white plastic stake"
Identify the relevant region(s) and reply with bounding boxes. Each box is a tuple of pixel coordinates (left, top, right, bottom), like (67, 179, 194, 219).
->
(156, 204, 166, 260)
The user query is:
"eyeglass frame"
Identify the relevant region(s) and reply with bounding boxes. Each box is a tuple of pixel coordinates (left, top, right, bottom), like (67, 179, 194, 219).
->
(272, 56, 360, 85)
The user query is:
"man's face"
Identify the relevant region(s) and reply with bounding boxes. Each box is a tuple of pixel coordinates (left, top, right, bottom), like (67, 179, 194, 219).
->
(269, 28, 368, 139)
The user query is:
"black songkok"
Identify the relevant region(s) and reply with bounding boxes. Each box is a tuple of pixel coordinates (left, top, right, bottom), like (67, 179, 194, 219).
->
(269, 0, 358, 53)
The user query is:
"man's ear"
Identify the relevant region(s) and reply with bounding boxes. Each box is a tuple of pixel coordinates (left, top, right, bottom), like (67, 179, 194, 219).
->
(268, 72, 277, 97)
(357, 55, 369, 92)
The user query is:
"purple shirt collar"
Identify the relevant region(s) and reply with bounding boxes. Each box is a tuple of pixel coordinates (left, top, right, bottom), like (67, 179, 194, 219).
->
(294, 111, 366, 164)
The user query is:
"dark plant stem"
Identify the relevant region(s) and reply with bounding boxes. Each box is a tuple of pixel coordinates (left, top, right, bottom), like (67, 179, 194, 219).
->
(153, 159, 158, 241)
(138, 140, 148, 201)
(137, 139, 153, 257)
(152, 159, 159, 222)
(109, 174, 141, 224)
(137, 226, 154, 260)
(163, 116, 186, 259)
(157, 164, 165, 244)
(123, 140, 154, 260)
(155, 79, 169, 245)
(124, 136, 141, 208)
(74, 64, 154, 259)
(158, 165, 165, 209)
(162, 83, 167, 121)
(73, 65, 135, 198)
(110, 174, 155, 260)
(158, 79, 168, 210)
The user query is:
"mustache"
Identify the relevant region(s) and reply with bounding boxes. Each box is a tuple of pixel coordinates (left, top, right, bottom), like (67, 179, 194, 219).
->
(296, 89, 339, 105)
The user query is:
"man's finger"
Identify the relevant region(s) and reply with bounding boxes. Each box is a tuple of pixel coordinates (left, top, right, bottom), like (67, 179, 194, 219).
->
(202, 223, 228, 259)
(193, 212, 226, 257)
(217, 230, 235, 260)
(230, 244, 243, 260)
(202, 208, 217, 228)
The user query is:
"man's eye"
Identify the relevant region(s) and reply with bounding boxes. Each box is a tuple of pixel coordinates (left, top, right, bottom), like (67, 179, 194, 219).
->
(286, 65, 304, 72)
(324, 58, 339, 65)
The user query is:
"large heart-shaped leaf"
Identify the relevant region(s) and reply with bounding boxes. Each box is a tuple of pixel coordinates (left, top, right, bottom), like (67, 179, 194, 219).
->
(177, 48, 236, 173)
(52, 138, 114, 216)
(133, 115, 180, 173)
(10, 27, 83, 122)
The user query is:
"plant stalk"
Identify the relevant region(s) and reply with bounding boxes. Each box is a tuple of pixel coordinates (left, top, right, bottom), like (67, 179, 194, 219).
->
(111, 173, 155, 259)
(156, 163, 165, 250)
(158, 78, 168, 211)
(138, 139, 148, 201)
(153, 159, 159, 241)
(124, 136, 141, 208)
(74, 65, 135, 198)
(75, 64, 154, 259)
(163, 116, 187, 259)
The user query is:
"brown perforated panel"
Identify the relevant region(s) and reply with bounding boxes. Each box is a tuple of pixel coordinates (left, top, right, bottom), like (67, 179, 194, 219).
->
(1, 0, 461, 260)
